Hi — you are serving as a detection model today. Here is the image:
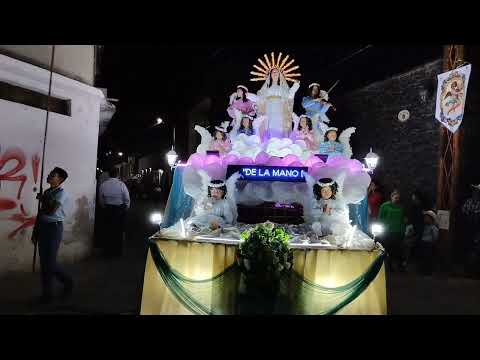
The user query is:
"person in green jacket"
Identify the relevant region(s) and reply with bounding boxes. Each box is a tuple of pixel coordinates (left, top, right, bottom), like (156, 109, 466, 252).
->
(379, 189, 406, 272)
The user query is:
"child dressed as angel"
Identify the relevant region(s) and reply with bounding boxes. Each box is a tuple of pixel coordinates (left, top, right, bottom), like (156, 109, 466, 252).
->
(291, 114, 318, 151)
(209, 123, 232, 155)
(319, 127, 344, 157)
(238, 115, 255, 136)
(311, 178, 350, 237)
(187, 180, 235, 232)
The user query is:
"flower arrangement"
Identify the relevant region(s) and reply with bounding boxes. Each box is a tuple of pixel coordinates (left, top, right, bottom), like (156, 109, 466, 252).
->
(237, 222, 293, 279)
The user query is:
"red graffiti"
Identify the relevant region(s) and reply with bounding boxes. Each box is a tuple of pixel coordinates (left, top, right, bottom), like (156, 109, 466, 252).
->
(0, 147, 27, 200)
(0, 147, 42, 240)
(32, 154, 40, 185)
(0, 198, 17, 211)
(6, 204, 36, 239)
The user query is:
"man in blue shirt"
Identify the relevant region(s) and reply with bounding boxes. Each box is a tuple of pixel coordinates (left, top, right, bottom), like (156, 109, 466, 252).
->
(34, 167, 73, 304)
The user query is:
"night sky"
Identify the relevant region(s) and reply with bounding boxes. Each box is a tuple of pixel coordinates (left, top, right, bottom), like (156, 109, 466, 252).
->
(96, 43, 443, 167)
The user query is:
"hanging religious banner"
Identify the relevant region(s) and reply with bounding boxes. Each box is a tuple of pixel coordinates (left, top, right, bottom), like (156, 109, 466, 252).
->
(435, 64, 472, 134)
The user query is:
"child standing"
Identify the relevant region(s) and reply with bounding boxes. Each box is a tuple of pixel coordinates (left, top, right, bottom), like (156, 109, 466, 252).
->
(419, 210, 439, 275)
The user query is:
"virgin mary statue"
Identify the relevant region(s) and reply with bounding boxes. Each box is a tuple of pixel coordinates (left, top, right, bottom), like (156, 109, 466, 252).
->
(256, 68, 300, 139)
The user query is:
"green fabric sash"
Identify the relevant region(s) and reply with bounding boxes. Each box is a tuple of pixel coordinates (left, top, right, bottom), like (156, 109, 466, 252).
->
(147, 239, 385, 315)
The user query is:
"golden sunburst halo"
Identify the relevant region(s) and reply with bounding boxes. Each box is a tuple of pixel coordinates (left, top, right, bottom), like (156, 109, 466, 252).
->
(249, 52, 301, 83)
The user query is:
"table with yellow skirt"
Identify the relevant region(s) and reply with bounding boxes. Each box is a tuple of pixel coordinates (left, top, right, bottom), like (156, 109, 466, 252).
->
(141, 237, 387, 315)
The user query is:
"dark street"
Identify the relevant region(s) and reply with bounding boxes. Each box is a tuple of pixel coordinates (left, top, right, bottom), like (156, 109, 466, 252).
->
(0, 198, 479, 315)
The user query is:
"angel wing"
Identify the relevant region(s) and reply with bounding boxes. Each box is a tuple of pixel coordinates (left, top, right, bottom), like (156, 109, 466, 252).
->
(195, 169, 212, 214)
(318, 122, 329, 144)
(183, 167, 212, 208)
(338, 127, 356, 159)
(302, 173, 318, 223)
(292, 112, 300, 132)
(225, 172, 241, 224)
(194, 125, 213, 154)
(304, 172, 317, 194)
(334, 171, 347, 201)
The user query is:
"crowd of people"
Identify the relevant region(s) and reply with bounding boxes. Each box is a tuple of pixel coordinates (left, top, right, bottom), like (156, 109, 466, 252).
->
(368, 180, 438, 275)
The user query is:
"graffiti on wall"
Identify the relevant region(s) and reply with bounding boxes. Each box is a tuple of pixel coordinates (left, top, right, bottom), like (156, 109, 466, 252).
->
(0, 146, 41, 239)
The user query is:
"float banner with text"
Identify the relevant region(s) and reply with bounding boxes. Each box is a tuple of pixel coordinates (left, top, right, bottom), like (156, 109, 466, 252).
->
(227, 165, 308, 183)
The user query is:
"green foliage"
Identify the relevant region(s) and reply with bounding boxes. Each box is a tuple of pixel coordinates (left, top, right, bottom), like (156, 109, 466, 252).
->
(237, 222, 293, 277)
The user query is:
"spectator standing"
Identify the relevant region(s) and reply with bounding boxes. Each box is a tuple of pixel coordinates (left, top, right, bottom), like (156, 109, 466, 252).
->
(379, 189, 406, 272)
(33, 167, 73, 304)
(98, 168, 130, 257)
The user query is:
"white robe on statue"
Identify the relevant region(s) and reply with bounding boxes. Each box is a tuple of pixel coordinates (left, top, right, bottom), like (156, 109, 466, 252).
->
(256, 73, 300, 139)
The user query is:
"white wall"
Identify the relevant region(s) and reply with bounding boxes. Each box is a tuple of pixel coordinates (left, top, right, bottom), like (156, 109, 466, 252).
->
(0, 54, 104, 274)
(0, 45, 95, 86)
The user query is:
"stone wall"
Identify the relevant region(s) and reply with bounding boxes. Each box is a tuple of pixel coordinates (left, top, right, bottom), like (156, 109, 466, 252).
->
(334, 59, 443, 207)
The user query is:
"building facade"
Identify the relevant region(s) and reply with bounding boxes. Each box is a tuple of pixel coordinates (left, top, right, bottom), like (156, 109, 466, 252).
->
(0, 46, 104, 274)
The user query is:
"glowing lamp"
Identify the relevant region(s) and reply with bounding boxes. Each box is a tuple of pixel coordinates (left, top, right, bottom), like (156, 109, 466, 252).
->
(365, 148, 379, 172)
(150, 212, 163, 224)
(166, 148, 178, 168)
(371, 223, 384, 241)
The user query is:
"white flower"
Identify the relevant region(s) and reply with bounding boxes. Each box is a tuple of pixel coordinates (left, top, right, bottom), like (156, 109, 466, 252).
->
(277, 264, 284, 272)
(285, 262, 292, 270)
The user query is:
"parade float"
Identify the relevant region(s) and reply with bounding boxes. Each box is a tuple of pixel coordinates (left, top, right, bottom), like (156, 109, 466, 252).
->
(141, 52, 386, 315)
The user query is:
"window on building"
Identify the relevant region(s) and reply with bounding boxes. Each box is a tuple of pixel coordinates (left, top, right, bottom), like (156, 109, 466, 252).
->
(0, 81, 71, 116)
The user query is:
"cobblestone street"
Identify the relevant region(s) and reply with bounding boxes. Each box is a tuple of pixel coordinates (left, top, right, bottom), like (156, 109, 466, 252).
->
(1, 199, 479, 315)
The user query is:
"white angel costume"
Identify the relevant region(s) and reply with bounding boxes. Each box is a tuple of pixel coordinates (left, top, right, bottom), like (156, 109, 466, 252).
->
(304, 173, 350, 238)
(194, 122, 232, 155)
(291, 113, 322, 151)
(229, 110, 264, 139)
(256, 71, 300, 139)
(183, 168, 241, 232)
(188, 197, 235, 230)
(310, 197, 350, 237)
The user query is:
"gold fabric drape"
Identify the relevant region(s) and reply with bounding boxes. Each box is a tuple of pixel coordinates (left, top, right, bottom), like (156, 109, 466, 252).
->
(141, 239, 387, 315)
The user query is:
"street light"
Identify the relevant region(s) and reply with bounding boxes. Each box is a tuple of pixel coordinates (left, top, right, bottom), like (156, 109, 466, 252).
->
(166, 148, 178, 168)
(156, 118, 163, 125)
(118, 152, 124, 157)
(166, 126, 178, 168)
(365, 148, 379, 173)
